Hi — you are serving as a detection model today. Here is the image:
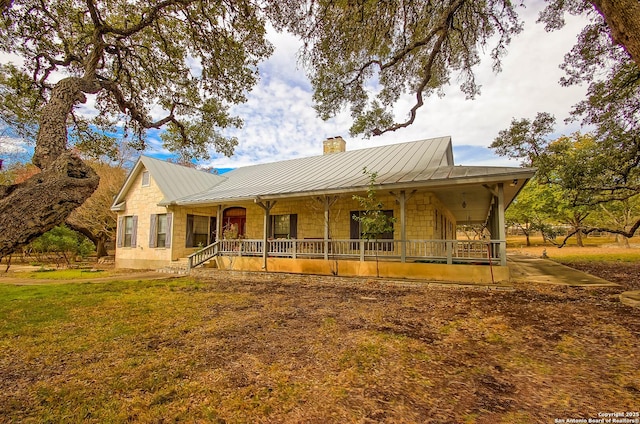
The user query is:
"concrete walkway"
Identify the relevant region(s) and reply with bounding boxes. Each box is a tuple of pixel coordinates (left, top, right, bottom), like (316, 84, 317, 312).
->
(620, 291, 640, 308)
(508, 254, 640, 308)
(508, 254, 620, 287)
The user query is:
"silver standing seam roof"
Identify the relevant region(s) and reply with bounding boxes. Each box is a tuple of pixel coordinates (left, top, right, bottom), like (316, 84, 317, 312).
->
(111, 156, 226, 210)
(171, 136, 456, 205)
(111, 136, 536, 218)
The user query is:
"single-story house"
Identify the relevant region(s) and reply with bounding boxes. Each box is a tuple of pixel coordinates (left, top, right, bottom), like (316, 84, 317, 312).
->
(111, 136, 535, 283)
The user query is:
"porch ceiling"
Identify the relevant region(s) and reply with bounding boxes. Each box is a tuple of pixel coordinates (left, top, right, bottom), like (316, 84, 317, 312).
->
(430, 180, 524, 225)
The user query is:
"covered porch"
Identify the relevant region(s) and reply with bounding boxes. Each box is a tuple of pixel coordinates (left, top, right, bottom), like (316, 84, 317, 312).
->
(187, 238, 509, 284)
(189, 238, 504, 268)
(185, 181, 516, 283)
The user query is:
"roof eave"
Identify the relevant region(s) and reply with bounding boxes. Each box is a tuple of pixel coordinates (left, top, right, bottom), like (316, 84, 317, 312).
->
(170, 168, 537, 206)
(111, 201, 126, 212)
(110, 158, 144, 209)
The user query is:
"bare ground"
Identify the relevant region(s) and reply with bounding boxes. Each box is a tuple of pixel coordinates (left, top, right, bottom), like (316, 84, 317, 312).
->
(0, 261, 639, 422)
(560, 261, 640, 291)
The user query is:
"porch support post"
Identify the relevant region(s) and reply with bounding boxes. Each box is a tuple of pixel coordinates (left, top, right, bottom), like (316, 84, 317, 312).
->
(255, 199, 276, 270)
(497, 183, 507, 266)
(321, 196, 338, 261)
(324, 197, 330, 260)
(391, 190, 414, 263)
(399, 190, 406, 262)
(216, 205, 223, 242)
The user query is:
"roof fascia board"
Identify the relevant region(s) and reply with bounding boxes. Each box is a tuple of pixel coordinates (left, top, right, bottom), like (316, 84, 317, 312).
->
(171, 169, 536, 206)
(111, 157, 145, 209)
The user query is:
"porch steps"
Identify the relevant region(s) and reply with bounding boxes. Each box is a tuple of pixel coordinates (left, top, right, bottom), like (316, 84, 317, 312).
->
(156, 257, 219, 274)
(157, 258, 190, 275)
(202, 258, 218, 269)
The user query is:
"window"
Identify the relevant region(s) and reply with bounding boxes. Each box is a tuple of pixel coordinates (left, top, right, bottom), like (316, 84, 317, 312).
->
(157, 214, 167, 247)
(142, 171, 150, 187)
(117, 215, 138, 248)
(150, 213, 172, 248)
(350, 210, 394, 250)
(270, 214, 297, 239)
(186, 214, 210, 247)
(124, 216, 134, 247)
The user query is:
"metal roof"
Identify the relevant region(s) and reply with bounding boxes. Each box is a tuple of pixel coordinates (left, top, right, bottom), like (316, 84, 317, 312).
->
(111, 156, 226, 210)
(112, 136, 536, 224)
(171, 136, 465, 204)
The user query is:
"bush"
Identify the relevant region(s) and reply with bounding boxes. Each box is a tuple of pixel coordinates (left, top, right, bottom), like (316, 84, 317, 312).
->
(26, 225, 95, 266)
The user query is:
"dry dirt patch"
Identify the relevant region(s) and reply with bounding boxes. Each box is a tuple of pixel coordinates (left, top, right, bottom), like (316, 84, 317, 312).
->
(1, 271, 638, 423)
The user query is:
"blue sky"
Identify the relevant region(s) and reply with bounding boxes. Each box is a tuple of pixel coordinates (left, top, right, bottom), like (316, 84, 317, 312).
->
(1, 2, 590, 170)
(194, 2, 590, 171)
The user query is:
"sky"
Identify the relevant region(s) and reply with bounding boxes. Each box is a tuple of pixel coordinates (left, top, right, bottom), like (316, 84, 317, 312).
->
(197, 2, 590, 170)
(0, 2, 591, 170)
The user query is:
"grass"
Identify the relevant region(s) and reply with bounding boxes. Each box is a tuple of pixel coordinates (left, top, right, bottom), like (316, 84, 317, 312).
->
(1, 273, 639, 423)
(548, 250, 640, 263)
(507, 234, 640, 263)
(9, 268, 112, 280)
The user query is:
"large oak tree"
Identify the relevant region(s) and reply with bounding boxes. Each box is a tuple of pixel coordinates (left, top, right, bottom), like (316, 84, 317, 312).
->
(1, 0, 640, 257)
(0, 0, 271, 257)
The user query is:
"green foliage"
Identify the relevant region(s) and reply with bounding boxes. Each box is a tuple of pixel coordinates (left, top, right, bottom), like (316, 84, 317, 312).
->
(27, 225, 94, 263)
(541, 2, 640, 145)
(275, 0, 522, 137)
(0, 0, 273, 160)
(352, 168, 395, 240)
(586, 196, 640, 246)
(494, 124, 638, 206)
(505, 178, 558, 244)
(494, 127, 640, 242)
(529, 2, 640, 202)
(0, 63, 41, 143)
(491, 112, 556, 168)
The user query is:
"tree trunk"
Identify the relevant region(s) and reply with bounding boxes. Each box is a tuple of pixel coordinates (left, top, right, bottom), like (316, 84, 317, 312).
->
(95, 236, 108, 258)
(525, 231, 531, 247)
(590, 0, 640, 68)
(575, 229, 584, 247)
(33, 78, 95, 169)
(1, 0, 12, 13)
(0, 153, 99, 257)
(616, 233, 631, 248)
(0, 76, 101, 257)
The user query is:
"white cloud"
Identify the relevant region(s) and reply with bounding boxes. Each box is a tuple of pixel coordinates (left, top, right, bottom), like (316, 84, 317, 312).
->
(202, 3, 591, 170)
(0, 4, 592, 170)
(0, 136, 27, 151)
(0, 136, 30, 165)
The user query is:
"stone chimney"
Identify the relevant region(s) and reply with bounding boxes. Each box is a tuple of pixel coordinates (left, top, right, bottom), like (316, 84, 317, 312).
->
(323, 136, 346, 154)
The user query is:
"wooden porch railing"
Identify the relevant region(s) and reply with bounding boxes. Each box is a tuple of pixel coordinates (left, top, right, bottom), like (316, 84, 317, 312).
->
(188, 239, 505, 269)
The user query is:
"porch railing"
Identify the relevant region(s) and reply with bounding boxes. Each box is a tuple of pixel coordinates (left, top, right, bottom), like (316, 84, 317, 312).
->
(187, 240, 220, 270)
(188, 238, 504, 268)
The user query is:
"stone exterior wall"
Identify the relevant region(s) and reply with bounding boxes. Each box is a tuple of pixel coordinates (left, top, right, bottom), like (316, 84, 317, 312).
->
(115, 168, 173, 269)
(116, 184, 458, 269)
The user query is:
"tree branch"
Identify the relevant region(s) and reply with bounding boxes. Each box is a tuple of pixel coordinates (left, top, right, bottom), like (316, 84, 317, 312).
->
(101, 80, 177, 129)
(589, 0, 640, 67)
(99, 0, 197, 37)
(0, 153, 99, 257)
(371, 0, 466, 136)
(554, 218, 640, 248)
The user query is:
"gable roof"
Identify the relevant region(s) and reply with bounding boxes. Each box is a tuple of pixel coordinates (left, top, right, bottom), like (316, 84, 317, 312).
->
(171, 136, 458, 205)
(111, 136, 536, 224)
(111, 156, 226, 210)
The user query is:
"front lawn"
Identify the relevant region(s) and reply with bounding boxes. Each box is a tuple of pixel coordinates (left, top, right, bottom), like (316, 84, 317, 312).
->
(0, 274, 638, 423)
